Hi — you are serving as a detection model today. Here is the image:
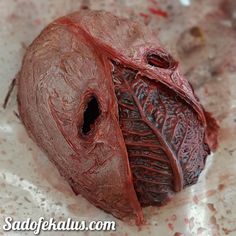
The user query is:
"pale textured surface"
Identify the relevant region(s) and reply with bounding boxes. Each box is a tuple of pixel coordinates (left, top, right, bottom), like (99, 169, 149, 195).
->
(0, 0, 236, 235)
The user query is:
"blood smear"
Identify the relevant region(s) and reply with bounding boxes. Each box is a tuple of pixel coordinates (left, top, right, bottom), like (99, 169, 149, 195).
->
(168, 223, 174, 231)
(148, 7, 168, 18)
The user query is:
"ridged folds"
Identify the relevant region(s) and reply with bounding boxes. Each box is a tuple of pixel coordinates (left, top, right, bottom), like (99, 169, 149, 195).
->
(111, 62, 210, 206)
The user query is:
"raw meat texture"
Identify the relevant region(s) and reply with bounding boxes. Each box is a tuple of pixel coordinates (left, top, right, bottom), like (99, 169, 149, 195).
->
(111, 62, 210, 206)
(17, 10, 218, 223)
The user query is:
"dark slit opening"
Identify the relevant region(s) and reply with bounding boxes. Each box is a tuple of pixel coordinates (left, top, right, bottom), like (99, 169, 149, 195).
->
(82, 96, 100, 135)
(146, 53, 172, 69)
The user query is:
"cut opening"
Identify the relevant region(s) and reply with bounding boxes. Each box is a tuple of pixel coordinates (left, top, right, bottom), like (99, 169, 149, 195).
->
(146, 53, 174, 69)
(82, 96, 100, 135)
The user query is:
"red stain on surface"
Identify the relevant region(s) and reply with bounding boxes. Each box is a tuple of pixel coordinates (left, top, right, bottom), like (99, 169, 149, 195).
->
(168, 223, 174, 231)
(219, 174, 230, 182)
(173, 233, 185, 236)
(206, 189, 217, 197)
(148, 7, 168, 18)
(207, 203, 217, 213)
(184, 218, 189, 225)
(218, 184, 225, 191)
(139, 12, 149, 18)
(139, 13, 151, 25)
(223, 227, 236, 235)
(210, 216, 220, 230)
